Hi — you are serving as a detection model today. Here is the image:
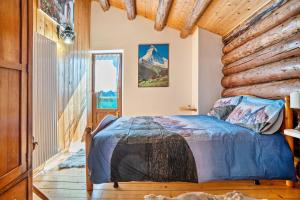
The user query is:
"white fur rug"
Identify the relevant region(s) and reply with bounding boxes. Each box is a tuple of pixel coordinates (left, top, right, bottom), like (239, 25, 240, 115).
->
(145, 191, 263, 200)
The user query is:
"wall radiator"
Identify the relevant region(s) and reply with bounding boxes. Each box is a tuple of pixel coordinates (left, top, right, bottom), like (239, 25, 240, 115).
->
(33, 33, 59, 169)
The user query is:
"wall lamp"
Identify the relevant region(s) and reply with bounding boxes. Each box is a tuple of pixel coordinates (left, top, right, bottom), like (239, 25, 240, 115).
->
(57, 24, 76, 44)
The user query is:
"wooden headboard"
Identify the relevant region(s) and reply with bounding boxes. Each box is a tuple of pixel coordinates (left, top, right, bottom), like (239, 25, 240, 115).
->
(283, 96, 294, 130)
(283, 96, 294, 151)
(283, 96, 296, 187)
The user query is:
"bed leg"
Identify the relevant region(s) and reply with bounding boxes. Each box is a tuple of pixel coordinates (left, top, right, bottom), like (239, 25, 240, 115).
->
(254, 180, 260, 185)
(113, 182, 119, 188)
(286, 180, 295, 187)
(85, 127, 93, 191)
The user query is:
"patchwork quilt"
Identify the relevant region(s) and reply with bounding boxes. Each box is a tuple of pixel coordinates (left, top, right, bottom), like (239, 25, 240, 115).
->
(88, 115, 295, 184)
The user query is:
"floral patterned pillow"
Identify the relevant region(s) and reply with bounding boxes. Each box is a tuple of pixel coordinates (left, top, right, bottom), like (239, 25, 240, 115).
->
(208, 96, 243, 120)
(226, 96, 284, 134)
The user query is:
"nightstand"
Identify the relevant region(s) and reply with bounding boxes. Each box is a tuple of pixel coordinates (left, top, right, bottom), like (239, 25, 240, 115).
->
(284, 129, 300, 139)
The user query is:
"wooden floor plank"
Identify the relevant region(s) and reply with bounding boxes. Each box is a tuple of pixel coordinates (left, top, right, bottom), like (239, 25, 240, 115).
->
(33, 153, 300, 200)
(34, 181, 87, 190)
(33, 189, 89, 198)
(34, 175, 86, 183)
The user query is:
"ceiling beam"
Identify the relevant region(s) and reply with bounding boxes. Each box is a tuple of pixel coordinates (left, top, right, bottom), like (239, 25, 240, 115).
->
(180, 0, 211, 38)
(99, 0, 110, 11)
(154, 0, 174, 31)
(124, 0, 136, 20)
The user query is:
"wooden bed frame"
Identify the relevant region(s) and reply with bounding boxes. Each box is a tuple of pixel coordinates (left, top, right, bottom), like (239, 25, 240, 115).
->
(84, 96, 296, 191)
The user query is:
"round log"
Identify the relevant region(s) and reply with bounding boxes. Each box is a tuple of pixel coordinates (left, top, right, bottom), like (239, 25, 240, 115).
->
(223, 0, 300, 53)
(223, 34, 300, 75)
(154, 0, 173, 31)
(99, 0, 110, 11)
(223, 0, 287, 45)
(222, 57, 300, 88)
(221, 15, 300, 65)
(124, 0, 136, 20)
(222, 79, 300, 99)
(180, 0, 211, 38)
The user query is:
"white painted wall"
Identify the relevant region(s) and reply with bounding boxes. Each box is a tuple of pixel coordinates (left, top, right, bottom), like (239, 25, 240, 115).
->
(91, 3, 194, 116)
(197, 28, 224, 114)
(191, 29, 200, 114)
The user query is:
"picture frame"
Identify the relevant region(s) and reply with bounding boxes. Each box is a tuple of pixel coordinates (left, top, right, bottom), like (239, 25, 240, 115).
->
(138, 43, 169, 87)
(38, 0, 74, 27)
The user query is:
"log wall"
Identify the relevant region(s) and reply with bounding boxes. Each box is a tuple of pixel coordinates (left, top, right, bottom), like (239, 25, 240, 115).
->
(221, 0, 300, 99)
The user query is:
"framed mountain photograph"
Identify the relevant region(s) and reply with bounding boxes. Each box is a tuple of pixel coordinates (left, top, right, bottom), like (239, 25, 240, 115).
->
(138, 44, 169, 87)
(38, 0, 74, 26)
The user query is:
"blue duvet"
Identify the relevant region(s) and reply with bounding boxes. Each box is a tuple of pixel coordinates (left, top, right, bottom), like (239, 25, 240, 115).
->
(88, 115, 295, 184)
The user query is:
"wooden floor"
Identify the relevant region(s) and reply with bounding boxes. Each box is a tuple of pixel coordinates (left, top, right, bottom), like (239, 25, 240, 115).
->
(33, 154, 300, 200)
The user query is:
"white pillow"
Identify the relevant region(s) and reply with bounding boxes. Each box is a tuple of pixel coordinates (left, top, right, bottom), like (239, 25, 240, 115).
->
(226, 96, 284, 134)
(261, 111, 283, 135)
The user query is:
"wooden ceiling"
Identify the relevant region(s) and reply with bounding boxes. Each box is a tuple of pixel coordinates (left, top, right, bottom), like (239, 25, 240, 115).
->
(96, 0, 273, 38)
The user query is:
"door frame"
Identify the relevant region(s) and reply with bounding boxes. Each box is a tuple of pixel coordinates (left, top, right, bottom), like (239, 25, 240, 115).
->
(91, 53, 123, 129)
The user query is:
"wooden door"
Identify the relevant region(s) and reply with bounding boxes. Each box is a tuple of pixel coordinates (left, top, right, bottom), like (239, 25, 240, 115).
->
(0, 0, 32, 199)
(92, 53, 122, 129)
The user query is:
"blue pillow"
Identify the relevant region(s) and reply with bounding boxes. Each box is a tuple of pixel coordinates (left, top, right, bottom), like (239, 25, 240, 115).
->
(208, 96, 243, 120)
(226, 96, 284, 134)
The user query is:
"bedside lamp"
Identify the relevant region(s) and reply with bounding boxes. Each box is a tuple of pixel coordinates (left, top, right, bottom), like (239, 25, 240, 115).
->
(290, 91, 300, 130)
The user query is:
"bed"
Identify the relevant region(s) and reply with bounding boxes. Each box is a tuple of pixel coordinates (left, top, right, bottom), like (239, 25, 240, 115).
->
(85, 96, 296, 191)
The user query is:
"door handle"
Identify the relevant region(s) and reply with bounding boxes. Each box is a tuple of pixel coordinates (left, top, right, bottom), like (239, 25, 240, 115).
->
(33, 136, 38, 151)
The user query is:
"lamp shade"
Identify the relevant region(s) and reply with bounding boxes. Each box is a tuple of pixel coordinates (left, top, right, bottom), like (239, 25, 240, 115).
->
(290, 91, 300, 109)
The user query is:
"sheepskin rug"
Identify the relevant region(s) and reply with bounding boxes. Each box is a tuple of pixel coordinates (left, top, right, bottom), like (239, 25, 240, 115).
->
(144, 191, 263, 200)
